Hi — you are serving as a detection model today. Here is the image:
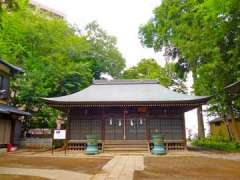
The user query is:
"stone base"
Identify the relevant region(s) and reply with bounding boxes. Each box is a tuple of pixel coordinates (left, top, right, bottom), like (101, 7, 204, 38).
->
(151, 144, 166, 155)
(85, 144, 99, 155)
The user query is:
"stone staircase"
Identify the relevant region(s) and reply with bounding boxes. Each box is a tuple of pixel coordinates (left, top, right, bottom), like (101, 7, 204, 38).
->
(103, 140, 149, 152)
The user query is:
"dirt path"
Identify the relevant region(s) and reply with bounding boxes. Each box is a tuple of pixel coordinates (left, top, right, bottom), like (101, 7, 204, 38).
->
(0, 154, 110, 174)
(0, 154, 143, 180)
(2, 151, 240, 180)
(93, 155, 144, 180)
(0, 167, 92, 180)
(134, 156, 240, 180)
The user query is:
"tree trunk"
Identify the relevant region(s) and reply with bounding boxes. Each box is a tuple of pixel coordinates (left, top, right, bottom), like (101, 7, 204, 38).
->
(223, 117, 233, 141)
(197, 106, 205, 138)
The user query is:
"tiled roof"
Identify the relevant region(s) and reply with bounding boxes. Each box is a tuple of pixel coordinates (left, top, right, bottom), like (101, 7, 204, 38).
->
(225, 81, 240, 94)
(43, 80, 210, 105)
(0, 104, 31, 116)
(0, 59, 24, 75)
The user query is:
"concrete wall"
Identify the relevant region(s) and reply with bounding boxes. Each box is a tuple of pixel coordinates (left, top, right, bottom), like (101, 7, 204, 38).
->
(19, 138, 52, 149)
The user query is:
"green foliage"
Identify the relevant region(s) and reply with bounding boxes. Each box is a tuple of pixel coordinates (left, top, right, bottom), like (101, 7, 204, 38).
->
(139, 0, 240, 120)
(0, 6, 125, 129)
(122, 58, 171, 85)
(192, 136, 240, 152)
(122, 58, 187, 93)
(84, 21, 125, 78)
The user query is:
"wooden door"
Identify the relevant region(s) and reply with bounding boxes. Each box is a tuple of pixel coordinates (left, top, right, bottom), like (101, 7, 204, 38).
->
(126, 114, 146, 140)
(105, 116, 124, 140)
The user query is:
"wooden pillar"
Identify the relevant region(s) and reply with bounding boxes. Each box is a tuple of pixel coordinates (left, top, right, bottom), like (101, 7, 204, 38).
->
(146, 109, 150, 142)
(197, 106, 205, 138)
(10, 117, 16, 145)
(101, 108, 105, 142)
(66, 108, 71, 140)
(123, 108, 127, 140)
(182, 113, 187, 150)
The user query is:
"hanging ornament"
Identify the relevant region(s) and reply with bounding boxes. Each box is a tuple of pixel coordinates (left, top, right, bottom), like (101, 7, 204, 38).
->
(109, 118, 112, 125)
(118, 120, 122, 126)
(130, 119, 134, 126)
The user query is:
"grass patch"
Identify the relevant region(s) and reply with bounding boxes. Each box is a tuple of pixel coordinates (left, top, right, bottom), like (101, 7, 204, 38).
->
(192, 136, 240, 152)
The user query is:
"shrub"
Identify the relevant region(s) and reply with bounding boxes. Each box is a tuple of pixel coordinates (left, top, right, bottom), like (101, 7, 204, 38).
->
(192, 136, 240, 152)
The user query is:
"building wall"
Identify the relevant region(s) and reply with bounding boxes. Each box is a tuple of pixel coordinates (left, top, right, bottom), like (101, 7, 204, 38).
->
(69, 107, 185, 141)
(148, 108, 184, 140)
(0, 63, 11, 103)
(0, 63, 11, 145)
(210, 119, 240, 138)
(0, 61, 24, 146)
(19, 138, 52, 149)
(0, 119, 11, 144)
(29, 0, 65, 19)
(14, 120, 23, 144)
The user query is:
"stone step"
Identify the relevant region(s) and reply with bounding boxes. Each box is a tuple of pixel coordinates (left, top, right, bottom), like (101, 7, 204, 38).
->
(104, 146, 148, 150)
(103, 147, 149, 151)
(104, 140, 148, 145)
(103, 140, 149, 152)
(104, 143, 147, 146)
(104, 145, 148, 147)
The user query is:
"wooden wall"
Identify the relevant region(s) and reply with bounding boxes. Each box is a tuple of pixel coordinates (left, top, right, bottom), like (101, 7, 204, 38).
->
(69, 107, 185, 141)
(147, 107, 185, 141)
(210, 119, 240, 138)
(0, 119, 11, 144)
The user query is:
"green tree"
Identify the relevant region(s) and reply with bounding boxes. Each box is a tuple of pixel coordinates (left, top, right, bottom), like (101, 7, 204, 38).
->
(122, 58, 187, 93)
(84, 21, 125, 78)
(0, 6, 125, 129)
(139, 0, 240, 139)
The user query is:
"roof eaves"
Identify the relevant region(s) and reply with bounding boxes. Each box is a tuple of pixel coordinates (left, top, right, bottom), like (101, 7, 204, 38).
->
(0, 59, 24, 75)
(42, 98, 209, 105)
(0, 104, 31, 116)
(225, 81, 240, 94)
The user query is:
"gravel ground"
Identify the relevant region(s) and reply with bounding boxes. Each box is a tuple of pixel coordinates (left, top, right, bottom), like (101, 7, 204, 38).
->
(0, 154, 110, 174)
(0, 174, 48, 180)
(134, 156, 240, 180)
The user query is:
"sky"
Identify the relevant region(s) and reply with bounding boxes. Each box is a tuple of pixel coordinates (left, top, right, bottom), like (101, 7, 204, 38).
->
(33, 0, 164, 68)
(33, 0, 210, 137)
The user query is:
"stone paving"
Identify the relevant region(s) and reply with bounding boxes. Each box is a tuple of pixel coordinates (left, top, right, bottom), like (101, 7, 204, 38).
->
(93, 155, 144, 180)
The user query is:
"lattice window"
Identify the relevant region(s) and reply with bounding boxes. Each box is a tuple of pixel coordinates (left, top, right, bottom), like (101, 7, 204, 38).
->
(69, 110, 102, 140)
(149, 114, 184, 140)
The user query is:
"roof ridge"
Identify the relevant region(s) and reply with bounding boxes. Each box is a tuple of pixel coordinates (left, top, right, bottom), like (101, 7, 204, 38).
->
(93, 79, 159, 85)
